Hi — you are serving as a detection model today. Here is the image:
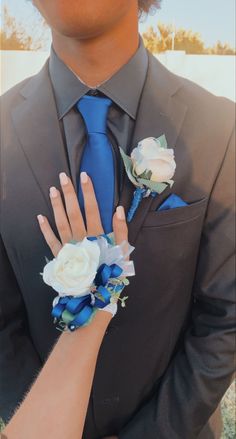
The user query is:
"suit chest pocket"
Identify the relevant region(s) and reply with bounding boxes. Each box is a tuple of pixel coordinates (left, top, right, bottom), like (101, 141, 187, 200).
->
(142, 197, 208, 228)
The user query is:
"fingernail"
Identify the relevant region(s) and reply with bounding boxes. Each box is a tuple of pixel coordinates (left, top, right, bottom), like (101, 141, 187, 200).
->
(59, 172, 68, 185)
(37, 215, 44, 224)
(81, 172, 88, 184)
(50, 187, 57, 198)
(116, 206, 125, 220)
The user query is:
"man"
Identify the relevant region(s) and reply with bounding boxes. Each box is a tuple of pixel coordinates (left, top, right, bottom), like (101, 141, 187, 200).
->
(0, 0, 235, 438)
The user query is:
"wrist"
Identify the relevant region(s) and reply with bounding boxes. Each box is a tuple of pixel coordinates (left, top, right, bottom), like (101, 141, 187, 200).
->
(93, 309, 113, 329)
(60, 310, 111, 347)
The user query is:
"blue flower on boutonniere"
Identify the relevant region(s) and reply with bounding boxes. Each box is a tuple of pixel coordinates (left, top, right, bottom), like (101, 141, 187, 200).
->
(120, 135, 176, 222)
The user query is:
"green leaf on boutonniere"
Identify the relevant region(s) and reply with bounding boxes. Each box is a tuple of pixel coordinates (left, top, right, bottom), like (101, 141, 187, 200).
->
(139, 169, 152, 180)
(132, 166, 139, 178)
(158, 134, 168, 149)
(119, 147, 139, 186)
(137, 177, 168, 194)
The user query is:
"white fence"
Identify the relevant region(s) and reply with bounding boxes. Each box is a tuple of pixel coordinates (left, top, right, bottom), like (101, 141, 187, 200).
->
(0, 50, 235, 101)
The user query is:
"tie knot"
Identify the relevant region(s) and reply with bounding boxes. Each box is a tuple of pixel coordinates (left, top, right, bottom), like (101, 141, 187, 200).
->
(77, 94, 112, 134)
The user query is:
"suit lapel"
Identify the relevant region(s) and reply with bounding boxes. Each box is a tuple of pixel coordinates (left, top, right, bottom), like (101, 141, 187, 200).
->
(120, 53, 188, 244)
(11, 61, 72, 217)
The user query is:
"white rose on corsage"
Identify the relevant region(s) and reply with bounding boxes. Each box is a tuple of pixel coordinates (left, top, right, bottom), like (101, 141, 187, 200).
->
(119, 134, 176, 221)
(42, 237, 100, 297)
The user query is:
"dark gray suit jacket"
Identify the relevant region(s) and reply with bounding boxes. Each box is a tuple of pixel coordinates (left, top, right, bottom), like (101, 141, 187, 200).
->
(0, 51, 235, 439)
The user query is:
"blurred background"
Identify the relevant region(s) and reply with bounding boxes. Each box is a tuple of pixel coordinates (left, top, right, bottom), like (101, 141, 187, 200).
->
(0, 0, 235, 100)
(0, 1, 235, 437)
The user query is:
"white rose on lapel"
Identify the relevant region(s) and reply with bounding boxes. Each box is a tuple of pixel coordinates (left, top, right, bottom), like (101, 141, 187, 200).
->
(42, 238, 100, 297)
(119, 134, 176, 222)
(131, 137, 176, 183)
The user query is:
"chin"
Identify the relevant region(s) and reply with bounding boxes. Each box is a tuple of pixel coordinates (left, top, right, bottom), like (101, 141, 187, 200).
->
(35, 0, 134, 40)
(51, 14, 112, 39)
(53, 25, 105, 40)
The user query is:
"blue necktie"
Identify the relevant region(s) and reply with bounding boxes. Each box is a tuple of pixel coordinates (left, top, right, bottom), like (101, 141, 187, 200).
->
(76, 95, 115, 233)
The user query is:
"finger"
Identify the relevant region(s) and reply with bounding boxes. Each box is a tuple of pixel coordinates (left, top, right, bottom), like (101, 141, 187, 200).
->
(49, 186, 72, 244)
(80, 172, 104, 236)
(37, 215, 62, 257)
(112, 206, 129, 260)
(59, 173, 86, 241)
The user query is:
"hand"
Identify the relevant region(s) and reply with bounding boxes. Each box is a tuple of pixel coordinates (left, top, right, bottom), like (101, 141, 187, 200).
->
(37, 171, 128, 257)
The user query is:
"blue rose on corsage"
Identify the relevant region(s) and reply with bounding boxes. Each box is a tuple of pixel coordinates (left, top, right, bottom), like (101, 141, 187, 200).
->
(41, 233, 135, 332)
(120, 135, 176, 222)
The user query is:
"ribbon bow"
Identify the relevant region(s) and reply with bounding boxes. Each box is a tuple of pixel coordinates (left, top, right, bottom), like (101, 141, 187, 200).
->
(52, 263, 123, 331)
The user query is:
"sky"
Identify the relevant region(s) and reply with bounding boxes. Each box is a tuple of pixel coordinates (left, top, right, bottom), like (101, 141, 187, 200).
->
(1, 0, 235, 49)
(139, 0, 236, 47)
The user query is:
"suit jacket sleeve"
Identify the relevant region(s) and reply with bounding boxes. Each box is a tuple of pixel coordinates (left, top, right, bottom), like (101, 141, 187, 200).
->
(119, 126, 235, 439)
(0, 236, 42, 423)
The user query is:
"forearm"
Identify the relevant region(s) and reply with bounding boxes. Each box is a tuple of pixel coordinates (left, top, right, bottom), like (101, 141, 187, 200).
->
(4, 310, 111, 439)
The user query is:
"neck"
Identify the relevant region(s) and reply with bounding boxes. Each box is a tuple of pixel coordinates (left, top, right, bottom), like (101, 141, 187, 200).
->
(52, 10, 139, 88)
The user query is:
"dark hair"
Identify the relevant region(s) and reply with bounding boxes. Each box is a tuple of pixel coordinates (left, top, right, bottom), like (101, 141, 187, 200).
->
(138, 0, 162, 14)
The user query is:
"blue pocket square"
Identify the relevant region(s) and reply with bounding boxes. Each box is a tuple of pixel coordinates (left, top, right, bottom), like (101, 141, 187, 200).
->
(157, 194, 188, 211)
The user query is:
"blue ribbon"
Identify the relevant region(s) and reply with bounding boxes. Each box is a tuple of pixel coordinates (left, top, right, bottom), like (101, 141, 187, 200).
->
(94, 263, 124, 308)
(127, 187, 146, 222)
(94, 285, 112, 308)
(127, 187, 157, 222)
(51, 295, 91, 320)
(68, 305, 94, 331)
(66, 295, 91, 314)
(51, 296, 70, 320)
(52, 263, 124, 331)
(95, 263, 123, 286)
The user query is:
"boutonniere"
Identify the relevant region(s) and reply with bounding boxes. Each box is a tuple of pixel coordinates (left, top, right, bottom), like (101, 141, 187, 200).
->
(120, 135, 176, 222)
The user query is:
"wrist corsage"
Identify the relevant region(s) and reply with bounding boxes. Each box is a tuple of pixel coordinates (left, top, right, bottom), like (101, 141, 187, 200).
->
(41, 233, 135, 332)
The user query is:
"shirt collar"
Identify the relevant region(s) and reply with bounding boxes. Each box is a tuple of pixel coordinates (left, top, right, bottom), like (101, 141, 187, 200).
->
(49, 34, 148, 120)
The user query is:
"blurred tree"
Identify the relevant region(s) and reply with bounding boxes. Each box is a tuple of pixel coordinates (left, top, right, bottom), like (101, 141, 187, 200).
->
(143, 22, 236, 55)
(142, 26, 160, 53)
(0, 5, 47, 50)
(209, 41, 236, 55)
(173, 28, 205, 54)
